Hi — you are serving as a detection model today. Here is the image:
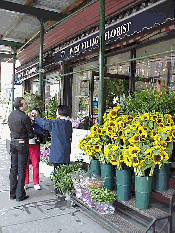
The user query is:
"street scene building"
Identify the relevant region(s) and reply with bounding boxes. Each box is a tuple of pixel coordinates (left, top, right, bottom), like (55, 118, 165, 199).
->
(0, 0, 175, 232)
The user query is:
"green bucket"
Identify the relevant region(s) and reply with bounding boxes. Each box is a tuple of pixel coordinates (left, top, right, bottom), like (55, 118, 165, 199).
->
(90, 159, 101, 177)
(155, 164, 171, 191)
(116, 168, 131, 201)
(135, 176, 152, 209)
(101, 163, 114, 190)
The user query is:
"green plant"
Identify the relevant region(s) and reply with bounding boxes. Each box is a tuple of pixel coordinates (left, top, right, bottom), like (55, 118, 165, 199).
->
(124, 89, 175, 117)
(106, 78, 129, 109)
(24, 92, 45, 117)
(90, 186, 115, 204)
(50, 162, 86, 195)
(47, 96, 58, 119)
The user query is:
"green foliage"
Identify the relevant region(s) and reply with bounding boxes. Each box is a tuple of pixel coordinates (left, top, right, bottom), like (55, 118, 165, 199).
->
(24, 92, 45, 117)
(50, 163, 86, 195)
(90, 186, 115, 204)
(124, 89, 175, 117)
(106, 78, 129, 109)
(47, 96, 58, 119)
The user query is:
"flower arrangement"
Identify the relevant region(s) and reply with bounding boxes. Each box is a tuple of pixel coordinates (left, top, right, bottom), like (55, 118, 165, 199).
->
(40, 141, 52, 165)
(78, 124, 106, 161)
(71, 173, 115, 214)
(104, 110, 175, 176)
(79, 104, 175, 176)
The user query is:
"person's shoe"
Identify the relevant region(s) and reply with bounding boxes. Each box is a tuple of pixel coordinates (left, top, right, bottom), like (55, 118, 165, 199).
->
(16, 195, 29, 202)
(24, 184, 29, 190)
(10, 195, 16, 200)
(34, 184, 41, 190)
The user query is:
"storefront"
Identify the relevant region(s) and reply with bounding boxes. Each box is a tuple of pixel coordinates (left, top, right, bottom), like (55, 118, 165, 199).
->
(15, 0, 175, 118)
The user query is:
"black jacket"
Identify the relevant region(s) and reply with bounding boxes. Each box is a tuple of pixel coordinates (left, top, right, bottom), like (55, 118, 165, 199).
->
(8, 109, 34, 140)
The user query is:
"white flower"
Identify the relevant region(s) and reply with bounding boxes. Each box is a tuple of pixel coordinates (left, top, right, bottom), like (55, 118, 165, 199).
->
(113, 96, 119, 105)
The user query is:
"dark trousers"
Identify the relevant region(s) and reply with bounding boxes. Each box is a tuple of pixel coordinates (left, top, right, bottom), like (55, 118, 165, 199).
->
(10, 140, 29, 199)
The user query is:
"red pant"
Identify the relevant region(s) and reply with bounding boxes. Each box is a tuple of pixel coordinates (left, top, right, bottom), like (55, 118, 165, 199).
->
(25, 144, 40, 185)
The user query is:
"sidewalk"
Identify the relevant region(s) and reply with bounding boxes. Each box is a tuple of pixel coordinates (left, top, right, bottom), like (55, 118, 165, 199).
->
(0, 123, 109, 233)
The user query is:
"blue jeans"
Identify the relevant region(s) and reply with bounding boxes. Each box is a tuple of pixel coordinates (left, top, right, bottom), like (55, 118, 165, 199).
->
(10, 139, 29, 199)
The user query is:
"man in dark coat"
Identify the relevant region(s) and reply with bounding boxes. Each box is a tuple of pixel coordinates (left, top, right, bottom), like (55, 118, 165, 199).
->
(8, 97, 34, 201)
(31, 105, 72, 168)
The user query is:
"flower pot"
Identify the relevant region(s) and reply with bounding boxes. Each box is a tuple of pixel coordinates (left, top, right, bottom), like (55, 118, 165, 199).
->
(116, 168, 131, 201)
(101, 163, 114, 191)
(154, 164, 171, 191)
(135, 175, 152, 210)
(90, 159, 101, 177)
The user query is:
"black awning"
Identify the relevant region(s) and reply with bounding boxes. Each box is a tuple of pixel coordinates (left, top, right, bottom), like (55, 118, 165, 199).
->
(55, 0, 174, 62)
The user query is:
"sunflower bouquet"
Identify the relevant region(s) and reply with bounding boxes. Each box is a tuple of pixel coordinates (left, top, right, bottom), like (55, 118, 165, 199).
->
(78, 124, 106, 161)
(101, 107, 175, 176)
(118, 112, 175, 176)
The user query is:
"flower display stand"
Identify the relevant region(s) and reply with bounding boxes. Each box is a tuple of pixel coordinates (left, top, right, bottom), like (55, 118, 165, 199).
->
(154, 164, 171, 191)
(135, 176, 152, 210)
(90, 159, 101, 177)
(100, 163, 114, 191)
(116, 168, 131, 201)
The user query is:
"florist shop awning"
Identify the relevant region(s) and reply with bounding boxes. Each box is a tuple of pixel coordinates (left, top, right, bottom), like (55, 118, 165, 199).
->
(55, 0, 175, 62)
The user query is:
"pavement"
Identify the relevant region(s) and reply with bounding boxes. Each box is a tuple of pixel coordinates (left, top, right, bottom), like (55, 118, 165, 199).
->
(0, 121, 109, 233)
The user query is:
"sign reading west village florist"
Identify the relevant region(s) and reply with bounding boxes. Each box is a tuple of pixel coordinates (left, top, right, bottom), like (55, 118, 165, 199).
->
(55, 0, 174, 62)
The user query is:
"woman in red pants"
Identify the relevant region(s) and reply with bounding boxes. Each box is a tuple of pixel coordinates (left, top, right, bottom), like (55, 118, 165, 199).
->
(25, 108, 44, 190)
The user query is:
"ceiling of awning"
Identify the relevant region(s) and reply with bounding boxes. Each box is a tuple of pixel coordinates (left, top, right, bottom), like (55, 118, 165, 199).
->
(0, 0, 92, 62)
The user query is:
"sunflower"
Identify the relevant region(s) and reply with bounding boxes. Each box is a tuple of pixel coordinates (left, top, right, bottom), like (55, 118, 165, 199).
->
(143, 113, 150, 120)
(113, 106, 120, 111)
(128, 134, 140, 144)
(150, 114, 158, 121)
(141, 130, 148, 139)
(85, 149, 93, 156)
(119, 154, 124, 162)
(158, 123, 165, 128)
(161, 150, 169, 161)
(152, 153, 163, 165)
(156, 117, 163, 124)
(118, 121, 125, 128)
(112, 144, 119, 151)
(132, 155, 139, 166)
(91, 125, 99, 134)
(97, 128, 103, 135)
(107, 126, 113, 133)
(109, 109, 118, 118)
(138, 160, 145, 168)
(93, 144, 102, 152)
(108, 120, 117, 128)
(124, 155, 132, 167)
(166, 135, 173, 143)
(167, 117, 173, 125)
(172, 130, 175, 138)
(138, 126, 144, 135)
(150, 130, 157, 138)
(110, 160, 119, 165)
(162, 126, 172, 134)
(128, 145, 141, 155)
(145, 148, 152, 158)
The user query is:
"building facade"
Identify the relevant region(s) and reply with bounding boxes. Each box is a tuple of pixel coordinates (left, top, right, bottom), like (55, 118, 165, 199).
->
(15, 0, 175, 118)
